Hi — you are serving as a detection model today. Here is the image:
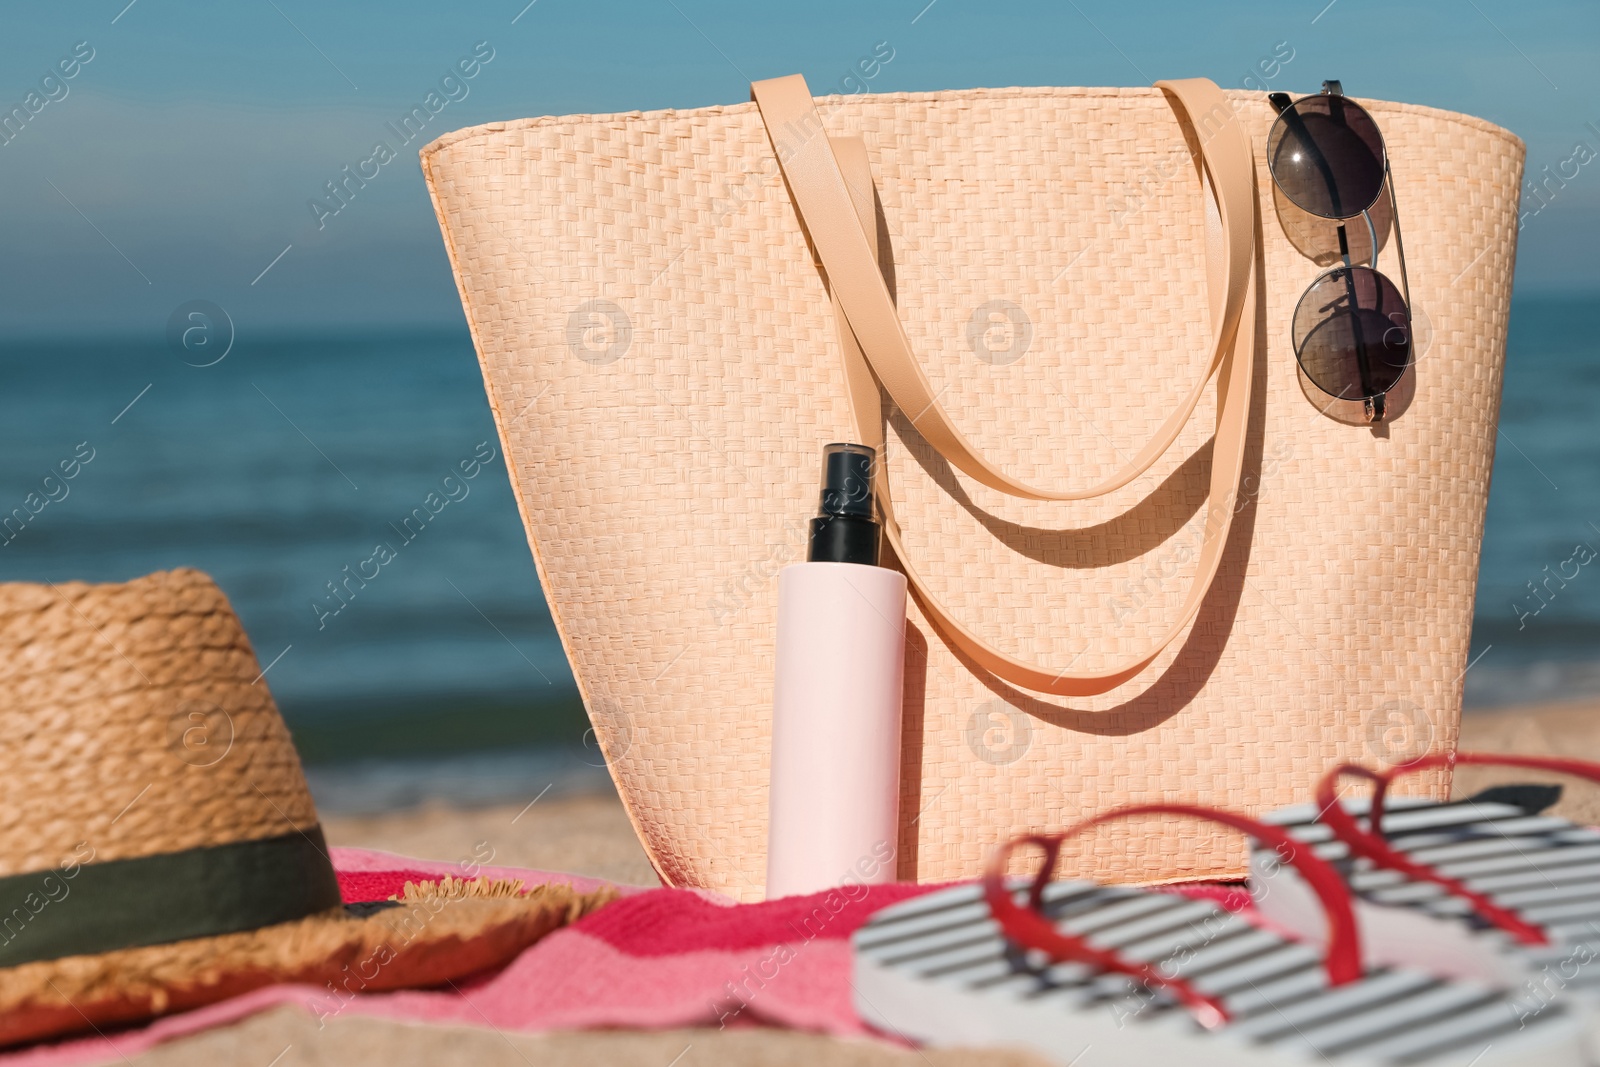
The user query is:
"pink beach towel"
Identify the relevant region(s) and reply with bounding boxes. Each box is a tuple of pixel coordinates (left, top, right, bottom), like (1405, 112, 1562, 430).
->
(1, 849, 1250, 1066)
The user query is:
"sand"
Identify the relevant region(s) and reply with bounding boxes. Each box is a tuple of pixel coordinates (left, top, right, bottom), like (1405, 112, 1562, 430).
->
(122, 699, 1598, 1065)
(130, 1005, 1053, 1067)
(1455, 699, 1600, 824)
(323, 792, 661, 888)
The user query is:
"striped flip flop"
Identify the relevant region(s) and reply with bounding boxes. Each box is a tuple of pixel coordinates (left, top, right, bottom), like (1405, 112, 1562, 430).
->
(1252, 753, 1600, 1005)
(854, 804, 1589, 1065)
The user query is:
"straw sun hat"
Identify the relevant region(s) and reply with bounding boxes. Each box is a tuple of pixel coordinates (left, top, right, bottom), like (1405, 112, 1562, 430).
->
(0, 568, 615, 1047)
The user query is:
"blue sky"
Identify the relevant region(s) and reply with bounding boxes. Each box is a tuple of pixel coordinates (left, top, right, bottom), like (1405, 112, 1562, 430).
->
(2, 0, 1596, 334)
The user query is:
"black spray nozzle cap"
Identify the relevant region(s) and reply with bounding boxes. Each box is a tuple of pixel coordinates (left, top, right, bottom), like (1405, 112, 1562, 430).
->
(817, 443, 876, 519)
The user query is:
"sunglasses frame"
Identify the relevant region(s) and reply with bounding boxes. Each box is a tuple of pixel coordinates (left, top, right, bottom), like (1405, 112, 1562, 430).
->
(1268, 81, 1413, 423)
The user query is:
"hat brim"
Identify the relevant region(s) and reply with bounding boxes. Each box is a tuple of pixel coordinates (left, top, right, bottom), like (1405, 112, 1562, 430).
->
(0, 882, 616, 1047)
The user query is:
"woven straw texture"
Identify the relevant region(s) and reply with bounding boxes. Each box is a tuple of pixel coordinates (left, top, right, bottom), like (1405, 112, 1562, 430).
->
(422, 86, 1525, 902)
(0, 568, 316, 876)
(0, 882, 617, 1047)
(0, 567, 623, 1046)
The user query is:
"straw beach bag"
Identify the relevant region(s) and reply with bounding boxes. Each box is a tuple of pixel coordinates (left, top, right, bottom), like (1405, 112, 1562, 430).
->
(421, 76, 1524, 901)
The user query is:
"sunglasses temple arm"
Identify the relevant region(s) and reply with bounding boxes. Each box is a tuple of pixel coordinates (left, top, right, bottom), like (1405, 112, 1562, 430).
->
(1340, 263, 1377, 403)
(1385, 157, 1412, 321)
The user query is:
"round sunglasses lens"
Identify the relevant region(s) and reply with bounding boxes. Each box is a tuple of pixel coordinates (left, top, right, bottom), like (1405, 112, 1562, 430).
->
(1267, 96, 1386, 218)
(1292, 267, 1411, 400)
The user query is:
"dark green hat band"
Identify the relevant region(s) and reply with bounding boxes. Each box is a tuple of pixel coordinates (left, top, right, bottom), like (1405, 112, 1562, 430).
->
(0, 827, 344, 968)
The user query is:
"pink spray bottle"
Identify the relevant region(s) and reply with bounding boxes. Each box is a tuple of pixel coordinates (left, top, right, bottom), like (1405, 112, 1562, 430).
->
(765, 443, 907, 899)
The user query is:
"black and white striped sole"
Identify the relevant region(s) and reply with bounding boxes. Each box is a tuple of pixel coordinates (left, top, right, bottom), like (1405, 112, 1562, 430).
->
(1253, 795, 1600, 996)
(853, 881, 1590, 1066)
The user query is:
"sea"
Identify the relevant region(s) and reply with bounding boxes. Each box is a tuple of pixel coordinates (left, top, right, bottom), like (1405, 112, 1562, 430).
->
(2, 294, 1595, 811)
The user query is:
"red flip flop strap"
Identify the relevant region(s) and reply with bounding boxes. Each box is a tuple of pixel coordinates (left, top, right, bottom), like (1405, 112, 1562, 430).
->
(983, 837, 1230, 1030)
(983, 803, 1365, 1031)
(1315, 752, 1600, 946)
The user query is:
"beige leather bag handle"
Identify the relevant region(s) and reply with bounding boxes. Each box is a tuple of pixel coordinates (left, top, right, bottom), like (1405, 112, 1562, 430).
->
(753, 75, 1255, 503)
(753, 76, 1260, 695)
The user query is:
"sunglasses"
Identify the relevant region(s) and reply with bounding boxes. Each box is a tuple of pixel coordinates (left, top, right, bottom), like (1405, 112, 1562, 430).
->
(1267, 80, 1412, 423)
